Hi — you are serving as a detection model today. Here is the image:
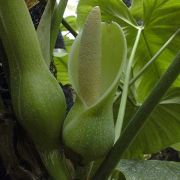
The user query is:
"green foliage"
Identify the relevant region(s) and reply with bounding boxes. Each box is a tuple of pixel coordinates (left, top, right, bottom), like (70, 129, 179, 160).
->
(77, 0, 180, 160)
(0, 0, 180, 179)
(53, 49, 69, 85)
(119, 88, 180, 158)
(93, 51, 180, 179)
(115, 159, 180, 180)
(63, 7, 127, 163)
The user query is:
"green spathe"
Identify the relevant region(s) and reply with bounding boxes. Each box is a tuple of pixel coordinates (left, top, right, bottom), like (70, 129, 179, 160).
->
(0, 0, 68, 179)
(0, 0, 66, 149)
(63, 7, 127, 162)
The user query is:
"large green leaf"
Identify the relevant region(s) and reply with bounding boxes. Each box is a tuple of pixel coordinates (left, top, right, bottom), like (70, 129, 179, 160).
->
(121, 88, 180, 158)
(53, 34, 75, 85)
(172, 142, 180, 151)
(77, 0, 136, 28)
(115, 160, 180, 180)
(131, 0, 180, 102)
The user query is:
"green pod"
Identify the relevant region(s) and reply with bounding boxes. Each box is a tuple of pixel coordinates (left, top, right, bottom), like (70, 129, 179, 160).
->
(0, 1, 69, 179)
(63, 7, 127, 162)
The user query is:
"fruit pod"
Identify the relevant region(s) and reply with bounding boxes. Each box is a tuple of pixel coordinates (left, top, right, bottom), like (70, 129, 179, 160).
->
(0, 0, 69, 179)
(63, 7, 127, 163)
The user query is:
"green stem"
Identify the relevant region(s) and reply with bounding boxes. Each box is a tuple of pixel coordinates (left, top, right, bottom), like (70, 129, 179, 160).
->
(62, 18, 78, 38)
(121, 18, 139, 30)
(115, 27, 142, 141)
(93, 51, 180, 180)
(50, 0, 68, 55)
(114, 86, 136, 107)
(129, 28, 180, 86)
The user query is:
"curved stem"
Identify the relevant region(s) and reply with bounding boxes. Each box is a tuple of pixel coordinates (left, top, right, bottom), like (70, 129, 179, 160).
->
(129, 28, 180, 86)
(93, 51, 180, 180)
(115, 27, 142, 141)
(62, 18, 78, 38)
(121, 17, 139, 30)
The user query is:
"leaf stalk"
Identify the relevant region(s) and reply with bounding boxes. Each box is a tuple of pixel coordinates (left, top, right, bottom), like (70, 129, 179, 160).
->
(115, 27, 142, 141)
(129, 28, 180, 86)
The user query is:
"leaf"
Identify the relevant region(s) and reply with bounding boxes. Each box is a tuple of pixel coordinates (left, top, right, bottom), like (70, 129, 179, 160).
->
(132, 0, 180, 102)
(116, 160, 180, 180)
(172, 142, 180, 151)
(77, 0, 136, 29)
(53, 34, 75, 86)
(53, 49, 69, 85)
(119, 88, 180, 158)
(63, 35, 74, 48)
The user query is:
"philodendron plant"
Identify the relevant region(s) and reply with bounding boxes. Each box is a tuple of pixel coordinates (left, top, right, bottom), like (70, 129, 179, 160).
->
(63, 7, 127, 163)
(0, 0, 180, 180)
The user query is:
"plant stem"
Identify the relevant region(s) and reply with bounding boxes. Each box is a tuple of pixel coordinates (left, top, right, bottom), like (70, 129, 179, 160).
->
(62, 18, 78, 38)
(115, 27, 142, 141)
(93, 51, 180, 180)
(121, 18, 139, 30)
(114, 86, 136, 107)
(129, 28, 180, 86)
